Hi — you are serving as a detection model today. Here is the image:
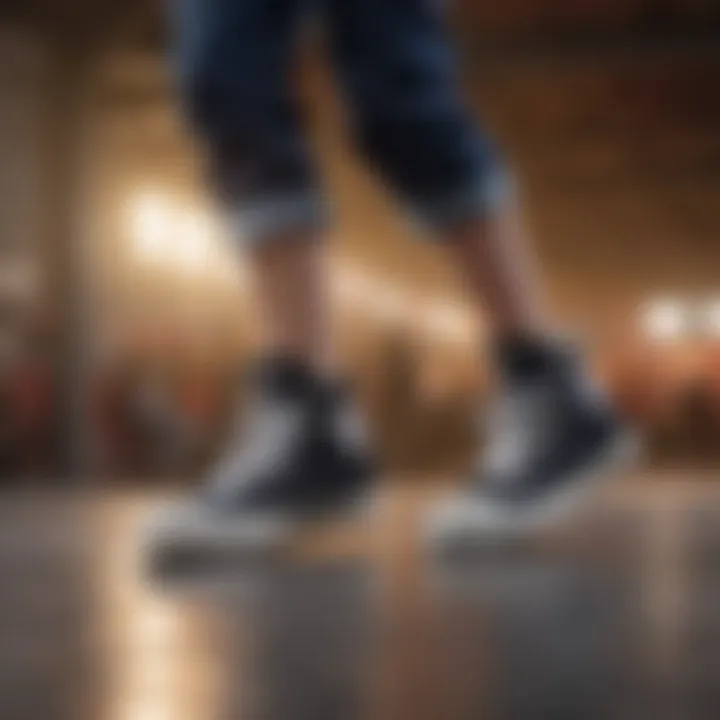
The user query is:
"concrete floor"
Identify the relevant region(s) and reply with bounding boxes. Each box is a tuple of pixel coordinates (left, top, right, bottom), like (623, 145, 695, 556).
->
(1, 474, 720, 720)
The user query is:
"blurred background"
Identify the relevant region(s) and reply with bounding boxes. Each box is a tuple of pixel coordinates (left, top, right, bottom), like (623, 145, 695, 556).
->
(0, 0, 718, 482)
(0, 3, 719, 720)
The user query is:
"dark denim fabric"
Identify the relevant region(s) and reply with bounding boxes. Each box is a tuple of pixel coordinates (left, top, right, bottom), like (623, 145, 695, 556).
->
(173, 0, 507, 241)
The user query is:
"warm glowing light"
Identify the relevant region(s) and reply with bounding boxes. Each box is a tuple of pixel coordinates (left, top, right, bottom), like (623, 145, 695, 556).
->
(125, 190, 236, 283)
(373, 285, 409, 323)
(126, 191, 174, 263)
(101, 509, 201, 720)
(332, 265, 374, 304)
(213, 239, 247, 288)
(641, 299, 687, 341)
(332, 263, 476, 343)
(423, 303, 474, 343)
(176, 209, 213, 273)
(331, 266, 408, 321)
(702, 299, 720, 337)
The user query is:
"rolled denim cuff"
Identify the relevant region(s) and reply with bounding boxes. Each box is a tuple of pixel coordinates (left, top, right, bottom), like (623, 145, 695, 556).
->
(225, 192, 330, 247)
(413, 165, 517, 233)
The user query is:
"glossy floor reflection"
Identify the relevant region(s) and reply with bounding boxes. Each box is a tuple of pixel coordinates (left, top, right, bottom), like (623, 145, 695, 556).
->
(1, 477, 720, 720)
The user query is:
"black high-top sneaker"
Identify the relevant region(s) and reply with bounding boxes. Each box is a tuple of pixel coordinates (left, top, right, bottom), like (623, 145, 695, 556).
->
(427, 338, 638, 546)
(145, 358, 374, 561)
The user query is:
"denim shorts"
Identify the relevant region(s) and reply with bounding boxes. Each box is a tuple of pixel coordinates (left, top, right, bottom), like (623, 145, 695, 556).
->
(173, 0, 510, 244)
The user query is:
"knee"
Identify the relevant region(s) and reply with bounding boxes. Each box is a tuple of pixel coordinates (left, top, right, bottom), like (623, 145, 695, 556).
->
(176, 49, 324, 242)
(356, 109, 512, 229)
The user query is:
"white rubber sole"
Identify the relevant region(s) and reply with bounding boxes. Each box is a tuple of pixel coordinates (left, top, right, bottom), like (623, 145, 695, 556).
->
(426, 431, 641, 551)
(139, 491, 375, 580)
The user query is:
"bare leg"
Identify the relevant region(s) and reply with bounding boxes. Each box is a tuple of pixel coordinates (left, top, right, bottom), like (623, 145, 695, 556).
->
(250, 232, 333, 374)
(441, 197, 549, 340)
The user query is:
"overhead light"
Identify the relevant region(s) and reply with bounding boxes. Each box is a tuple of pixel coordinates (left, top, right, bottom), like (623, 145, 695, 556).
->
(126, 190, 174, 264)
(701, 299, 720, 337)
(125, 191, 234, 282)
(641, 298, 687, 341)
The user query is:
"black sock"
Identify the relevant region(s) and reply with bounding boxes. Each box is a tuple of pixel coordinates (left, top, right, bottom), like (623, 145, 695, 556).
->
(253, 356, 343, 405)
(495, 334, 571, 383)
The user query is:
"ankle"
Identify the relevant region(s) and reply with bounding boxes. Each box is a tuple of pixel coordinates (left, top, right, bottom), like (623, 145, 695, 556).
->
(493, 332, 574, 383)
(253, 355, 342, 402)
